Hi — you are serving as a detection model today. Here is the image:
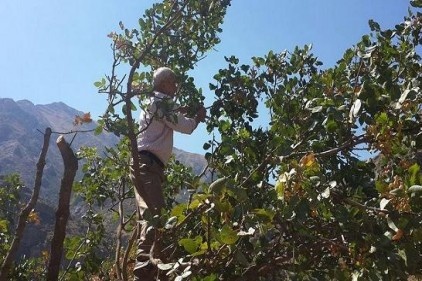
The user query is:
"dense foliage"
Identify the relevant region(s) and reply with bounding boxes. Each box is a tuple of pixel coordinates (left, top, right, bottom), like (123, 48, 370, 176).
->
(1, 0, 421, 280)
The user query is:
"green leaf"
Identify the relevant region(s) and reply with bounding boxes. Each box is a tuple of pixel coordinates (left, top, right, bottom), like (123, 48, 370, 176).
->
(408, 164, 420, 186)
(275, 180, 285, 200)
(209, 177, 227, 195)
(94, 125, 103, 136)
(0, 219, 8, 232)
(410, 0, 422, 7)
(130, 101, 137, 111)
(235, 251, 249, 266)
(201, 274, 218, 281)
(219, 224, 239, 245)
(376, 180, 388, 193)
(252, 208, 275, 222)
(178, 237, 201, 254)
(325, 119, 338, 133)
(311, 106, 323, 113)
(376, 112, 389, 125)
(368, 19, 381, 31)
(203, 142, 211, 150)
(171, 203, 187, 222)
(94, 77, 106, 88)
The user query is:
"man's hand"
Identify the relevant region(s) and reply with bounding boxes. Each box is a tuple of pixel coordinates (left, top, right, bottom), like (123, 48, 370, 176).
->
(176, 106, 189, 114)
(195, 105, 207, 123)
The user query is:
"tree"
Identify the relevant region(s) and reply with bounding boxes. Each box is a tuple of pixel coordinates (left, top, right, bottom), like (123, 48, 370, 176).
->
(80, 0, 231, 279)
(46, 136, 79, 281)
(83, 0, 421, 280)
(199, 3, 422, 280)
(0, 128, 51, 281)
(2, 0, 420, 280)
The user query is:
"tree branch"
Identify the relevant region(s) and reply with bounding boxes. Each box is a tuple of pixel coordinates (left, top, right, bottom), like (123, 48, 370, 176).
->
(0, 128, 52, 281)
(46, 135, 78, 281)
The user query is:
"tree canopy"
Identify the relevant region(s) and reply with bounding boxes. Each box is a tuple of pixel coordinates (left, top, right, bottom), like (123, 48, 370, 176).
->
(1, 0, 421, 280)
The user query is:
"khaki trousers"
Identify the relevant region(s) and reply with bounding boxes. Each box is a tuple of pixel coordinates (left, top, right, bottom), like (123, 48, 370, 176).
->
(130, 153, 165, 281)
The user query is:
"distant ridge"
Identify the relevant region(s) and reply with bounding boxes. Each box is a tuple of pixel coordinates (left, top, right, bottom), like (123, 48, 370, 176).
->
(0, 98, 208, 199)
(0, 97, 208, 259)
(0, 98, 119, 199)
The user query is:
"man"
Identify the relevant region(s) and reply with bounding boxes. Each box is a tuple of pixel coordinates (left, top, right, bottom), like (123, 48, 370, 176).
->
(130, 67, 206, 280)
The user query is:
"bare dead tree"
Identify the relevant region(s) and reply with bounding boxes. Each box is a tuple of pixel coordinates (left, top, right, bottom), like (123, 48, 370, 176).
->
(46, 135, 78, 281)
(0, 127, 52, 281)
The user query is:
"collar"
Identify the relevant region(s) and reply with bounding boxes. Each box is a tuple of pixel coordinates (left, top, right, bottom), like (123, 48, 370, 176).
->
(154, 91, 172, 99)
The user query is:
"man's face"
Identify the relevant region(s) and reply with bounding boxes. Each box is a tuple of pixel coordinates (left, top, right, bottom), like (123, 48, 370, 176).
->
(165, 76, 178, 97)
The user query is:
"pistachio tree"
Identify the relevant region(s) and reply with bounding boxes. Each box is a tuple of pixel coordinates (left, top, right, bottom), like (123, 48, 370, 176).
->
(70, 0, 422, 280)
(194, 3, 422, 280)
(68, 0, 231, 280)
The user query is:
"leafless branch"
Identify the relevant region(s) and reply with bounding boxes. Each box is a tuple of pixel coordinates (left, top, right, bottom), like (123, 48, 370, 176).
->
(0, 128, 52, 281)
(47, 135, 78, 281)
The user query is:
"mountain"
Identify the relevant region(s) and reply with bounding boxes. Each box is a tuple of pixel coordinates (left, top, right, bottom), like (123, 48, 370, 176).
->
(0, 99, 119, 204)
(0, 98, 207, 198)
(0, 98, 208, 258)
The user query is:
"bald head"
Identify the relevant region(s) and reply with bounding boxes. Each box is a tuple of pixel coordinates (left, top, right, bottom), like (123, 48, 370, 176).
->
(153, 67, 178, 96)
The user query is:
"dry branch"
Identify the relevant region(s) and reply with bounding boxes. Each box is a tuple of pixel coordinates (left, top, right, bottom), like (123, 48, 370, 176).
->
(0, 127, 52, 281)
(46, 135, 78, 281)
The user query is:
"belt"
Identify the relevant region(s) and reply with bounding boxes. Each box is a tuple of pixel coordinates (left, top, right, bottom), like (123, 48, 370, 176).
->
(139, 150, 164, 168)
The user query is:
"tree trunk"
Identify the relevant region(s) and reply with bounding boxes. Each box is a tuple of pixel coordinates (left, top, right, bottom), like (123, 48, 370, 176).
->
(0, 128, 52, 281)
(46, 135, 78, 281)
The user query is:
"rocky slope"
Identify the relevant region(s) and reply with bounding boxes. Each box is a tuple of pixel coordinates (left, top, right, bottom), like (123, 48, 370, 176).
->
(0, 98, 208, 258)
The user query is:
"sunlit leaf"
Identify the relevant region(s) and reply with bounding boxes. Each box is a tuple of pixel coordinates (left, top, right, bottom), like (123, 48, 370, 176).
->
(300, 153, 316, 167)
(387, 217, 399, 232)
(178, 237, 201, 254)
(275, 180, 285, 200)
(321, 187, 330, 199)
(165, 216, 178, 229)
(410, 0, 422, 8)
(219, 224, 239, 245)
(380, 198, 391, 210)
(27, 209, 40, 225)
(157, 263, 175, 271)
(253, 208, 275, 222)
(209, 177, 228, 195)
(407, 185, 422, 194)
(0, 219, 8, 232)
(349, 99, 362, 122)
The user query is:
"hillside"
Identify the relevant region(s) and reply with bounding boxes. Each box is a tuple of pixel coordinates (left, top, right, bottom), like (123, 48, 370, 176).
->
(0, 98, 207, 197)
(0, 98, 118, 201)
(0, 98, 208, 259)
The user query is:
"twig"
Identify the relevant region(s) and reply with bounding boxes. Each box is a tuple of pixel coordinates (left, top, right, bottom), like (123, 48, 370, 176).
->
(51, 129, 96, 135)
(59, 227, 91, 281)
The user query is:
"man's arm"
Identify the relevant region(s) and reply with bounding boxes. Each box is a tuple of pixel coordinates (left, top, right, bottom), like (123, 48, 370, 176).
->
(164, 105, 207, 134)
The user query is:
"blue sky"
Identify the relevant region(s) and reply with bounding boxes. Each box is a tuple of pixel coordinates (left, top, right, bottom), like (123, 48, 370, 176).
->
(0, 1, 412, 154)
